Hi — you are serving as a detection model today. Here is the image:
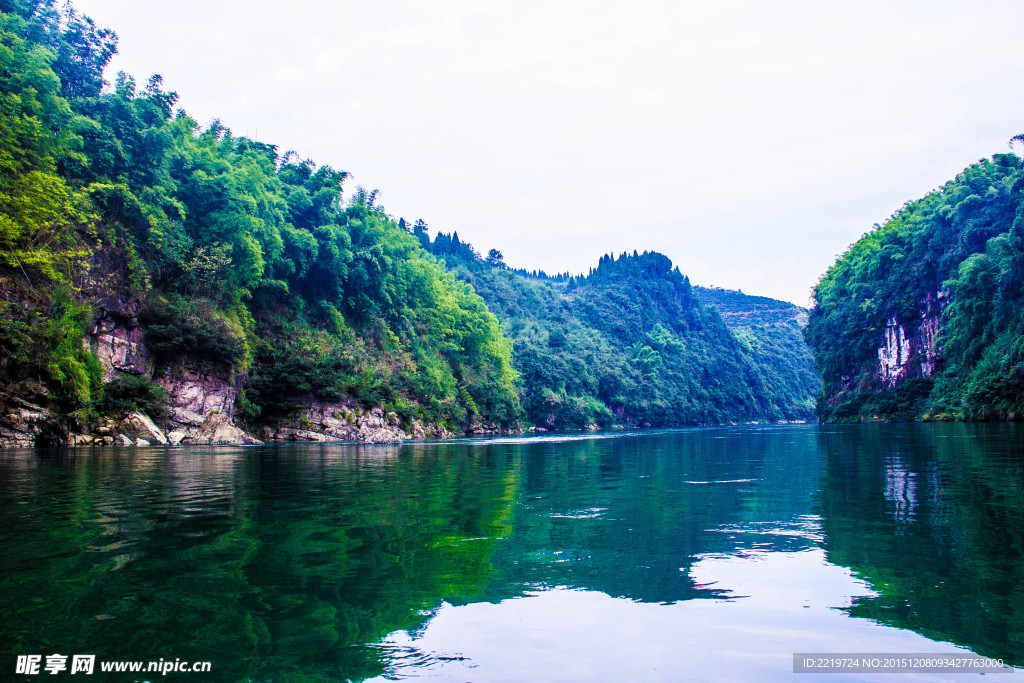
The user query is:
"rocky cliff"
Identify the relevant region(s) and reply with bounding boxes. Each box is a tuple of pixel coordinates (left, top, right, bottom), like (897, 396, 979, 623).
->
(0, 303, 464, 449)
(813, 291, 947, 420)
(805, 153, 1024, 421)
(876, 291, 945, 388)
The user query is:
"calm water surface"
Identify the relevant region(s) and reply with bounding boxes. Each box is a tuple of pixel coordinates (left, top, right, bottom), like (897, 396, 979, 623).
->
(1, 424, 1022, 681)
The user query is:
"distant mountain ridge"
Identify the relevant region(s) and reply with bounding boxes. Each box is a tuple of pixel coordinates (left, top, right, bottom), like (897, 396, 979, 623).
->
(694, 286, 807, 326)
(693, 286, 818, 420)
(428, 243, 820, 428)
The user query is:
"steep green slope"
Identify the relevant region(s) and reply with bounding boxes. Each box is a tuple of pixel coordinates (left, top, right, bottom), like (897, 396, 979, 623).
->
(429, 240, 818, 428)
(0, 0, 821, 443)
(0, 2, 519, 441)
(805, 151, 1024, 421)
(694, 286, 819, 418)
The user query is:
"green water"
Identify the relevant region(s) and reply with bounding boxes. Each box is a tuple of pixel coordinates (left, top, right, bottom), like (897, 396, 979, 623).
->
(1, 424, 1022, 681)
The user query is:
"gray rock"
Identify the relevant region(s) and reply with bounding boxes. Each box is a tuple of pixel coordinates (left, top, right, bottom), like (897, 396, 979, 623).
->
(0, 394, 65, 448)
(276, 428, 329, 442)
(170, 412, 261, 445)
(262, 398, 461, 444)
(90, 312, 152, 381)
(71, 433, 95, 447)
(158, 368, 238, 421)
(156, 365, 260, 445)
(359, 427, 405, 444)
(118, 411, 169, 445)
(408, 419, 427, 440)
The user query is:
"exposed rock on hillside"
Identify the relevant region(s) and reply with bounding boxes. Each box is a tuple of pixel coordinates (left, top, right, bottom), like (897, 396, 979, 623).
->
(90, 311, 152, 381)
(0, 394, 64, 448)
(876, 291, 945, 388)
(156, 365, 252, 444)
(263, 399, 457, 444)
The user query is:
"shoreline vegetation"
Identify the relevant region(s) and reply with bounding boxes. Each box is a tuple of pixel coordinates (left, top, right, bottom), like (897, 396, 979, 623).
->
(0, 1, 819, 448)
(2, 1, 1021, 448)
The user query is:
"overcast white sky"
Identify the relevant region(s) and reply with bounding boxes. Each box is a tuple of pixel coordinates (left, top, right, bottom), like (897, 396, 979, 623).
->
(74, 0, 1024, 305)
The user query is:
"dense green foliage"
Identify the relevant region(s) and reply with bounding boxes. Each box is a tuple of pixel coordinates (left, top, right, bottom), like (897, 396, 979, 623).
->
(806, 152, 1024, 420)
(96, 372, 167, 419)
(0, 3, 105, 422)
(0, 0, 820, 437)
(0, 1, 520, 431)
(416, 235, 817, 428)
(694, 286, 819, 418)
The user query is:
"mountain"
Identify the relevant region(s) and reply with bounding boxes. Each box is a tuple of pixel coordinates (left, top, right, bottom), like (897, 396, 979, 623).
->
(805, 152, 1024, 421)
(0, 1, 819, 447)
(0, 3, 518, 446)
(433, 244, 818, 428)
(693, 286, 819, 419)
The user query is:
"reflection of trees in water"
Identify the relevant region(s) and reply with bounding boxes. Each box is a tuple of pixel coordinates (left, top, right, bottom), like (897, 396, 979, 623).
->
(818, 423, 1024, 666)
(11, 426, 1020, 681)
(0, 445, 520, 682)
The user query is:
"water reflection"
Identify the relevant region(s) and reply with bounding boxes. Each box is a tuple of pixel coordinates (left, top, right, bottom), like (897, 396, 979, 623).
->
(469, 427, 826, 606)
(1, 425, 1022, 681)
(818, 423, 1024, 666)
(371, 548, 972, 682)
(0, 444, 521, 682)
(884, 454, 918, 525)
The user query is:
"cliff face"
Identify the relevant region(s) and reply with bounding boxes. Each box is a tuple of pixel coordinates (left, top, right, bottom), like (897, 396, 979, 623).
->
(74, 292, 258, 446)
(0, 298, 468, 448)
(876, 291, 945, 389)
(155, 364, 253, 445)
(806, 153, 1024, 421)
(0, 394, 64, 448)
(813, 291, 947, 419)
(91, 311, 152, 381)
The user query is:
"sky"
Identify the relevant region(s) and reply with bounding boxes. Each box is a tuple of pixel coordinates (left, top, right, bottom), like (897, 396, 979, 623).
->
(72, 0, 1024, 305)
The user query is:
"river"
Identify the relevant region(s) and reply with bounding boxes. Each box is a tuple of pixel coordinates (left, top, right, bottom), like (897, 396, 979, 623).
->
(1, 424, 1021, 681)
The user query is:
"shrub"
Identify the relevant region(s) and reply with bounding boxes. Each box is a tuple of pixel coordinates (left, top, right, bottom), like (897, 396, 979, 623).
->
(97, 372, 168, 420)
(141, 297, 246, 369)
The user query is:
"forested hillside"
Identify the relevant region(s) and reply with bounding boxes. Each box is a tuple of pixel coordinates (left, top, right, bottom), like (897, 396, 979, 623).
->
(0, 0, 820, 446)
(694, 286, 819, 418)
(805, 152, 1024, 421)
(423, 238, 818, 428)
(0, 1, 519, 444)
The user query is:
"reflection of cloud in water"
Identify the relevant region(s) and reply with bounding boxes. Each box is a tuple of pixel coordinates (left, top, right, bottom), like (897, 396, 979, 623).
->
(705, 516, 826, 556)
(369, 547, 979, 682)
(421, 432, 638, 447)
(689, 547, 877, 608)
(549, 507, 608, 519)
